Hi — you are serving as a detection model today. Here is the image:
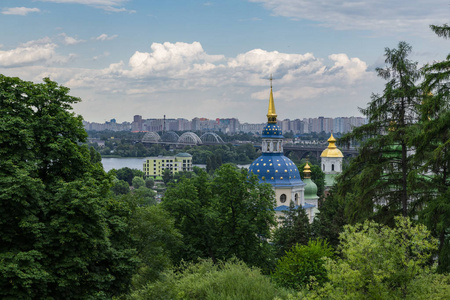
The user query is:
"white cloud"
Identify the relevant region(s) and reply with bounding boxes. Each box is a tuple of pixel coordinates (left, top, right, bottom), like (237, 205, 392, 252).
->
(0, 40, 377, 121)
(2, 7, 40, 16)
(0, 37, 74, 67)
(59, 33, 85, 45)
(37, 0, 134, 12)
(249, 0, 449, 35)
(95, 34, 118, 41)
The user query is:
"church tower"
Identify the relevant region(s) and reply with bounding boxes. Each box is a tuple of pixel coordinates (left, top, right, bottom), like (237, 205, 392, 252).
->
(320, 133, 343, 189)
(248, 77, 306, 208)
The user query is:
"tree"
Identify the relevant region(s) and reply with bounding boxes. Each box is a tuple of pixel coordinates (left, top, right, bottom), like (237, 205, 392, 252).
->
(129, 258, 291, 300)
(272, 201, 311, 257)
(162, 168, 172, 185)
(111, 179, 130, 195)
(115, 167, 145, 185)
(132, 175, 146, 189)
(272, 239, 333, 291)
(145, 177, 154, 189)
(413, 24, 450, 273)
(0, 76, 136, 298)
(306, 217, 449, 300)
(338, 41, 422, 224)
(162, 164, 276, 271)
(311, 188, 347, 248)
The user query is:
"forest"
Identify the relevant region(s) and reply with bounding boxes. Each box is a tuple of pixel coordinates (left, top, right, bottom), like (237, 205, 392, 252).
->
(0, 25, 449, 299)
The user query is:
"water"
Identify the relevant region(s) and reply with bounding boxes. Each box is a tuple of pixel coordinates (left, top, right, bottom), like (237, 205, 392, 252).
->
(101, 157, 146, 172)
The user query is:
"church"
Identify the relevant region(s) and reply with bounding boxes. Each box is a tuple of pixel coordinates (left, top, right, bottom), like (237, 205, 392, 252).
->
(248, 79, 324, 222)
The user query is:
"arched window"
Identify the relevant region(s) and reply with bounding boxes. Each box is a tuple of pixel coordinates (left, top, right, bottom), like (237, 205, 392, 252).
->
(332, 164, 335, 171)
(280, 194, 287, 203)
(323, 164, 325, 171)
(295, 193, 298, 203)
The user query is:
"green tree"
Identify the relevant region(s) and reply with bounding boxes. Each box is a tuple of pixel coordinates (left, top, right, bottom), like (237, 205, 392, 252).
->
(338, 41, 422, 224)
(145, 177, 155, 189)
(111, 179, 130, 195)
(162, 168, 172, 185)
(129, 258, 291, 300)
(0, 76, 136, 298)
(413, 24, 450, 273)
(115, 167, 145, 185)
(307, 217, 449, 300)
(272, 201, 311, 257)
(162, 164, 276, 271)
(132, 175, 146, 189)
(272, 239, 333, 291)
(311, 188, 347, 248)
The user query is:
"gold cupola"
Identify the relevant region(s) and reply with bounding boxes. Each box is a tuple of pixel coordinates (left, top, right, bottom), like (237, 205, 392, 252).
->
(266, 75, 277, 124)
(303, 161, 312, 179)
(320, 133, 344, 158)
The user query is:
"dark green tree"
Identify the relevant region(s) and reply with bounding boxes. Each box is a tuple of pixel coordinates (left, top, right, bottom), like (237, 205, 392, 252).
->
(162, 164, 276, 271)
(413, 24, 450, 273)
(0, 76, 136, 298)
(272, 201, 311, 257)
(162, 168, 172, 185)
(338, 41, 422, 225)
(145, 177, 155, 189)
(111, 179, 130, 195)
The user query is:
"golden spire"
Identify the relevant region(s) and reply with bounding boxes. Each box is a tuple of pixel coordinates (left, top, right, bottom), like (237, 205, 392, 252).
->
(304, 161, 312, 179)
(327, 133, 337, 149)
(267, 74, 277, 123)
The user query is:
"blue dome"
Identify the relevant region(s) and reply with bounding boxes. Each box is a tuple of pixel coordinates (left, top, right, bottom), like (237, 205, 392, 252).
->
(248, 153, 304, 187)
(262, 123, 283, 138)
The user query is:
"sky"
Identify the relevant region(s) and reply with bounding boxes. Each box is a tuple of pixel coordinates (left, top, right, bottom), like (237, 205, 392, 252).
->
(0, 0, 449, 123)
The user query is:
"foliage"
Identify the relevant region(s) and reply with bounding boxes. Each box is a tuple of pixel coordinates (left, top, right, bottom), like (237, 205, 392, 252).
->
(132, 176, 146, 189)
(129, 258, 291, 300)
(161, 164, 276, 271)
(272, 239, 334, 291)
(114, 167, 145, 185)
(311, 188, 347, 248)
(145, 177, 154, 189)
(413, 23, 450, 273)
(162, 168, 172, 185)
(272, 201, 311, 257)
(127, 203, 182, 290)
(338, 41, 422, 225)
(306, 217, 445, 299)
(0, 75, 136, 298)
(112, 179, 131, 195)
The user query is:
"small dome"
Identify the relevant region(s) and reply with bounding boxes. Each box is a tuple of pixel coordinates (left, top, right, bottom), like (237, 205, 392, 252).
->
(321, 133, 343, 158)
(303, 178, 319, 200)
(248, 154, 303, 187)
(176, 152, 192, 157)
(262, 123, 283, 138)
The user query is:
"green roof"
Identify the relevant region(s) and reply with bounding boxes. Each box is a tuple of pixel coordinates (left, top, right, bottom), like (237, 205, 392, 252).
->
(176, 152, 192, 157)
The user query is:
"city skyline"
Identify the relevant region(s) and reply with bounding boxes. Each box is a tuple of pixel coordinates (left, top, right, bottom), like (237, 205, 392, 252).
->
(1, 0, 448, 123)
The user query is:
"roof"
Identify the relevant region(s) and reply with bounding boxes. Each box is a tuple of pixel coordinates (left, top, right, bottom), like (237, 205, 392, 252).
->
(248, 153, 305, 188)
(175, 152, 192, 157)
(321, 133, 344, 158)
(303, 178, 319, 199)
(275, 203, 316, 211)
(261, 123, 283, 138)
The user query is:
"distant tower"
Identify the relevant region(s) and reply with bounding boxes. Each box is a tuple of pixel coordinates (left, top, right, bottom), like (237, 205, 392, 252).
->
(320, 133, 343, 189)
(302, 162, 319, 222)
(248, 76, 311, 217)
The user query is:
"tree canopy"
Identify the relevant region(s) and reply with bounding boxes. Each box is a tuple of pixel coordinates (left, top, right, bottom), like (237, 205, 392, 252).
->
(0, 76, 136, 298)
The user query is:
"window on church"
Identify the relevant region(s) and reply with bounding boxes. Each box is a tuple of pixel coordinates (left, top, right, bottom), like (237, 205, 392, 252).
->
(332, 164, 335, 171)
(323, 164, 325, 171)
(295, 193, 298, 202)
(280, 194, 287, 203)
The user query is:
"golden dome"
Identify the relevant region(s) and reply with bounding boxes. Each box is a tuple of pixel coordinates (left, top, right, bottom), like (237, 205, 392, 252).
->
(320, 133, 344, 158)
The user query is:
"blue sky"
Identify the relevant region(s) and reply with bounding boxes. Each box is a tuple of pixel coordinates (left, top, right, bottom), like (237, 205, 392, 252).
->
(0, 0, 448, 123)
